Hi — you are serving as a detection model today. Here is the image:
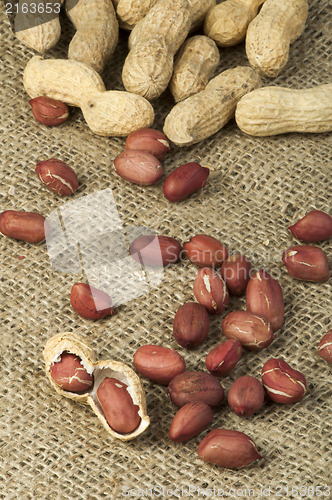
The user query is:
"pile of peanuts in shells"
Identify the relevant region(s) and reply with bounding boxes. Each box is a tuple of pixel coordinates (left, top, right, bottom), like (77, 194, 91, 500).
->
(2, 0, 331, 469)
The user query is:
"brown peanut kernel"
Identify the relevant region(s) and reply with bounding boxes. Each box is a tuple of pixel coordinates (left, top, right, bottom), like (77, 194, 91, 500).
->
(29, 96, 69, 126)
(168, 371, 224, 408)
(0, 210, 46, 243)
(97, 377, 141, 434)
(183, 234, 228, 267)
(133, 345, 186, 385)
(130, 235, 182, 266)
(205, 339, 242, 376)
(50, 352, 94, 393)
(114, 149, 163, 185)
(125, 128, 170, 160)
(198, 428, 262, 468)
(318, 331, 332, 364)
(70, 283, 115, 320)
(169, 402, 213, 442)
(35, 158, 78, 196)
(227, 376, 264, 416)
(173, 302, 210, 349)
(289, 210, 332, 242)
(261, 358, 307, 404)
(163, 163, 210, 202)
(193, 267, 229, 315)
(282, 245, 330, 282)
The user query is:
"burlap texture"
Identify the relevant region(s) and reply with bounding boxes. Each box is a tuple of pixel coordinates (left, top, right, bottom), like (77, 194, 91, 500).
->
(0, 1, 331, 498)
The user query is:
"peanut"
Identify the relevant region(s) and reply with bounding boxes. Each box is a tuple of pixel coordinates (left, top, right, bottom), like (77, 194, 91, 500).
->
(204, 0, 265, 47)
(125, 128, 170, 160)
(70, 283, 115, 320)
(163, 66, 262, 146)
(169, 402, 213, 442)
(246, 0, 308, 77)
(0, 210, 46, 243)
(289, 210, 332, 243)
(205, 339, 242, 376)
(50, 352, 94, 393)
(246, 270, 284, 332)
(261, 358, 307, 404)
(113, 0, 159, 30)
(122, 0, 192, 100)
(318, 331, 332, 364)
(97, 377, 141, 434)
(113, 150, 163, 185)
(198, 429, 262, 468)
(183, 234, 228, 267)
(163, 162, 210, 202)
(173, 302, 210, 349)
(130, 235, 182, 266)
(235, 84, 332, 136)
(14, 0, 64, 53)
(222, 311, 274, 351)
(193, 267, 229, 315)
(133, 345, 186, 385)
(66, 0, 119, 73)
(169, 35, 220, 102)
(43, 332, 150, 440)
(29, 96, 69, 126)
(23, 56, 154, 136)
(35, 159, 79, 196)
(168, 371, 224, 408)
(227, 376, 265, 416)
(282, 245, 330, 282)
(221, 252, 252, 296)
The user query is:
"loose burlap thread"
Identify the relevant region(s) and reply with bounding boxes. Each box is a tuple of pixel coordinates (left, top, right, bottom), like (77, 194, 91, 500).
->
(0, 1, 331, 498)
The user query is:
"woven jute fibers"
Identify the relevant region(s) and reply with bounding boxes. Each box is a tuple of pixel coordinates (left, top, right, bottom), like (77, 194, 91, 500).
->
(0, 1, 331, 498)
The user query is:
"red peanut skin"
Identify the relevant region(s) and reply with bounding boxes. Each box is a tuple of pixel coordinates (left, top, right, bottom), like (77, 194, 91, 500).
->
(35, 159, 79, 196)
(205, 339, 242, 376)
(97, 377, 141, 434)
(221, 253, 252, 296)
(0, 210, 46, 243)
(125, 128, 170, 160)
(130, 235, 182, 266)
(246, 270, 284, 332)
(289, 210, 332, 242)
(318, 331, 332, 364)
(222, 311, 274, 351)
(183, 234, 228, 267)
(261, 358, 307, 404)
(114, 150, 163, 185)
(173, 302, 210, 348)
(282, 245, 330, 282)
(227, 376, 264, 416)
(168, 371, 224, 408)
(198, 429, 262, 468)
(133, 345, 186, 385)
(193, 267, 229, 315)
(50, 352, 94, 392)
(70, 283, 115, 320)
(163, 162, 209, 202)
(29, 96, 69, 126)
(169, 402, 213, 442)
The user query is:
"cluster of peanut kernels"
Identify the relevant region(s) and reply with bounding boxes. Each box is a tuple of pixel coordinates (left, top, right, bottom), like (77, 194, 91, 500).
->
(130, 212, 330, 468)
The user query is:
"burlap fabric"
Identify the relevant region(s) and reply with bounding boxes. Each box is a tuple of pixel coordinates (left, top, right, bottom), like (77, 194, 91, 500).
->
(0, 1, 331, 498)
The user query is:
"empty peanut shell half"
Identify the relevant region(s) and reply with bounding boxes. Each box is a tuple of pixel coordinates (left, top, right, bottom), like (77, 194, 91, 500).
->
(43, 332, 150, 441)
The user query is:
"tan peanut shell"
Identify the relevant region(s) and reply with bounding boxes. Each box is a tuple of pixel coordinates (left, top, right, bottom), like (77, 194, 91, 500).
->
(15, 0, 64, 53)
(123, 0, 192, 100)
(169, 35, 220, 102)
(164, 66, 262, 146)
(188, 0, 216, 31)
(204, 0, 265, 47)
(235, 84, 332, 136)
(66, 0, 119, 73)
(43, 332, 150, 441)
(245, 0, 308, 77)
(114, 0, 159, 30)
(23, 56, 154, 136)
